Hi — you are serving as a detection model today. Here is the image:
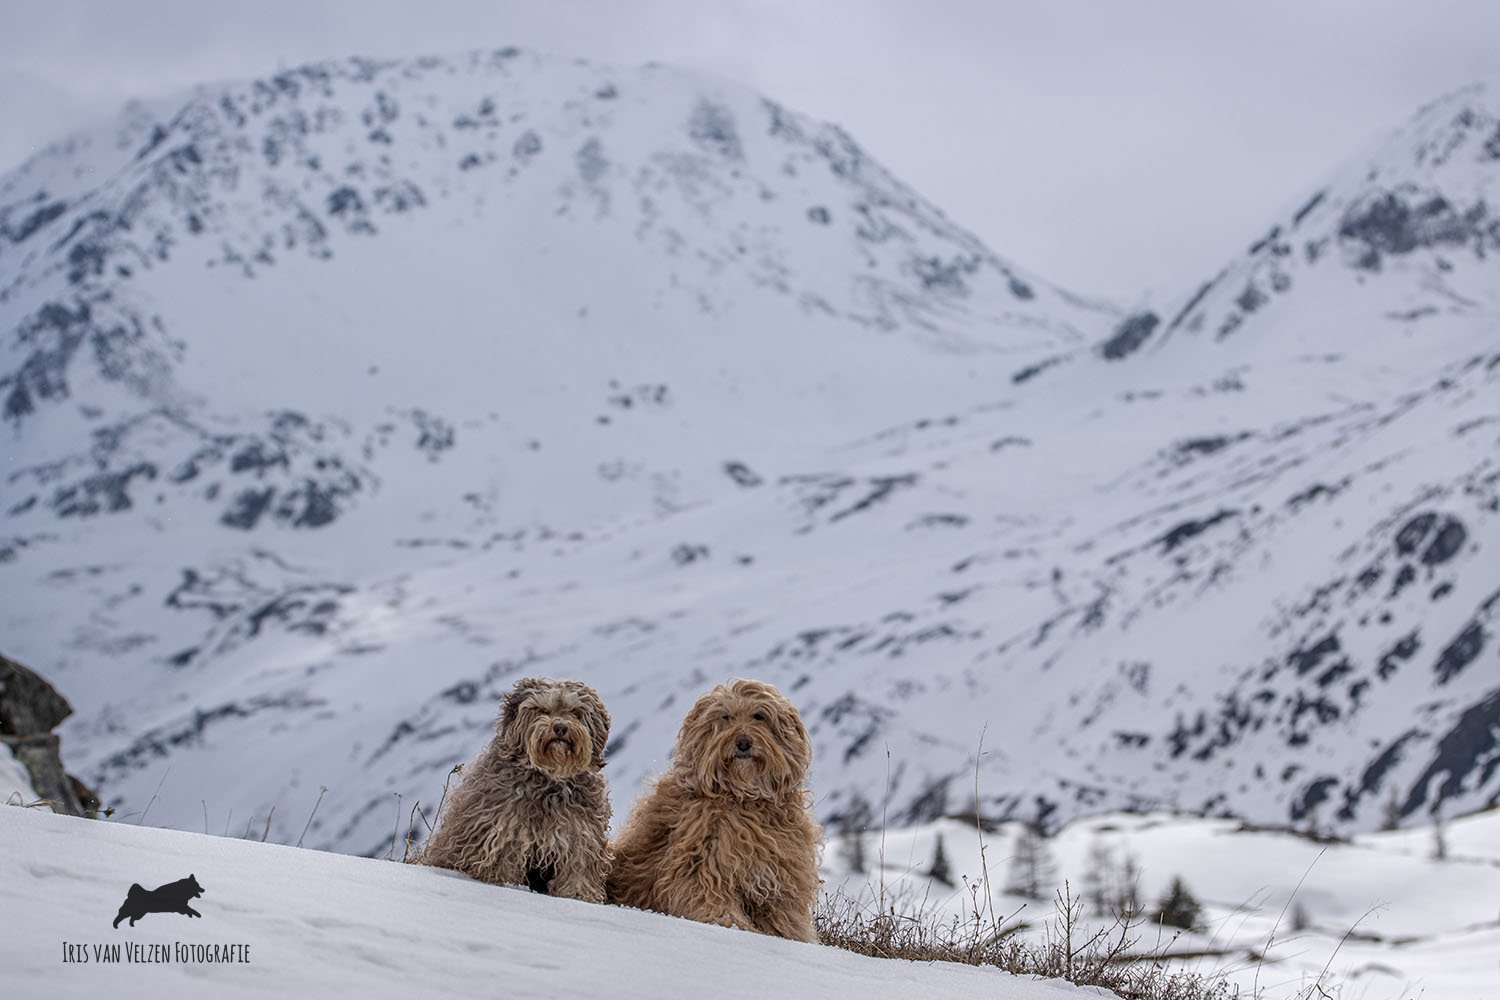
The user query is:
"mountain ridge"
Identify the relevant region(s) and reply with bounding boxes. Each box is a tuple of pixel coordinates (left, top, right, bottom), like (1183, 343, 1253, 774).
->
(1, 49, 1496, 852)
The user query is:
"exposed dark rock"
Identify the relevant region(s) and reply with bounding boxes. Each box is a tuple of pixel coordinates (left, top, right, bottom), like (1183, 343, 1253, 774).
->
(688, 100, 743, 160)
(1314, 658, 1354, 689)
(231, 441, 288, 474)
(1421, 517, 1467, 565)
(276, 480, 341, 528)
(453, 96, 498, 130)
(53, 463, 158, 518)
(0, 653, 98, 817)
(1288, 481, 1346, 511)
(670, 543, 709, 565)
(221, 486, 276, 529)
(326, 186, 364, 216)
(512, 130, 542, 160)
(723, 461, 762, 487)
(1157, 509, 1239, 553)
(1292, 191, 1326, 226)
(1235, 282, 1268, 313)
(899, 775, 953, 825)
(6, 201, 68, 243)
(575, 137, 608, 183)
(441, 681, 478, 705)
(1351, 730, 1419, 814)
(912, 254, 979, 294)
(1433, 621, 1486, 685)
(1174, 434, 1249, 461)
(1012, 356, 1063, 384)
(1338, 190, 1487, 270)
(2, 301, 93, 421)
(1289, 634, 1341, 677)
(1290, 775, 1341, 821)
(1377, 631, 1421, 680)
(1249, 226, 1283, 254)
(0, 654, 71, 735)
(1401, 686, 1500, 816)
(1100, 311, 1159, 360)
(829, 474, 918, 523)
(374, 181, 425, 213)
(407, 409, 454, 459)
(95, 691, 327, 784)
(1166, 275, 1221, 333)
(1389, 563, 1417, 599)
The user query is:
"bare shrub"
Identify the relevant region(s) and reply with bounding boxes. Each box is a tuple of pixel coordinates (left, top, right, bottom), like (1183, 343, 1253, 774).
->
(816, 880, 1237, 1000)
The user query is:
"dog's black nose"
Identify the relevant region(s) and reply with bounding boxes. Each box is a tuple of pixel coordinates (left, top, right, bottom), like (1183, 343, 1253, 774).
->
(553, 722, 569, 737)
(735, 736, 753, 753)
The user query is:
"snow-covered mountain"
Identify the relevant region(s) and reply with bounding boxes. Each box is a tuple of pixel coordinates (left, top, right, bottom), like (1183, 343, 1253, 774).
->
(1, 50, 1496, 853)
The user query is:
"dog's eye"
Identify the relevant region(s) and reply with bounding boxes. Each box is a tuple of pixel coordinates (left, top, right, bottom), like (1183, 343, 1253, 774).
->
(752, 711, 767, 722)
(720, 713, 731, 722)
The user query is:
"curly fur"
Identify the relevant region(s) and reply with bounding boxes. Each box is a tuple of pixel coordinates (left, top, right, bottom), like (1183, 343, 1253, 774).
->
(419, 677, 612, 902)
(607, 678, 822, 942)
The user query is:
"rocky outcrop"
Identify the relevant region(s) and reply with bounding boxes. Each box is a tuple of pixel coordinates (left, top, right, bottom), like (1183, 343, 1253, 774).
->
(0, 654, 98, 817)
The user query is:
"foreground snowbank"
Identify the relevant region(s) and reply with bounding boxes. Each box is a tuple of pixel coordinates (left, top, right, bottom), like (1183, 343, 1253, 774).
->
(0, 805, 1090, 1000)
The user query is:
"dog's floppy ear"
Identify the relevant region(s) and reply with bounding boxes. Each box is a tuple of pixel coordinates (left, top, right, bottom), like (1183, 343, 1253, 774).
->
(576, 684, 611, 770)
(777, 695, 813, 784)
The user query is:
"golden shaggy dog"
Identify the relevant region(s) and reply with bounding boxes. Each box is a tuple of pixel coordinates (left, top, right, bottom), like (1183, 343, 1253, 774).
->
(608, 678, 822, 942)
(419, 677, 611, 902)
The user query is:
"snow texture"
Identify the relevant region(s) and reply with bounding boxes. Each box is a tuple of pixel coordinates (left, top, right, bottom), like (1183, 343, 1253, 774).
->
(0, 804, 1093, 1000)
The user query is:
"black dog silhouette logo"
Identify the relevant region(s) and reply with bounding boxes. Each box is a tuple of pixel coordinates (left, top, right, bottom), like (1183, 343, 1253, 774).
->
(112, 875, 205, 928)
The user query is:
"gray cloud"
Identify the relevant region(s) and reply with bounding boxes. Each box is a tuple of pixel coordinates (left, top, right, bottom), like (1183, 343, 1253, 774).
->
(2, 0, 1497, 298)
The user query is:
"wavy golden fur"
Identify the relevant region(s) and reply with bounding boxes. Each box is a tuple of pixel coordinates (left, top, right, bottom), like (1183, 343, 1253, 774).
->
(607, 678, 822, 942)
(419, 677, 612, 902)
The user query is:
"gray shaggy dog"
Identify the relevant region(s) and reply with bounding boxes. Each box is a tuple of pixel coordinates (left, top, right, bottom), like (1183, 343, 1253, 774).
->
(419, 677, 612, 902)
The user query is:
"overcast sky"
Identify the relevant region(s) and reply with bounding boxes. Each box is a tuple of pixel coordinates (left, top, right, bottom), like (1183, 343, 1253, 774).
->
(2, 1, 1496, 299)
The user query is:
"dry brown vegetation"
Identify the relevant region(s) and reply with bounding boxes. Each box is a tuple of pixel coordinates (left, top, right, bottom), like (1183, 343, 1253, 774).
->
(815, 882, 1240, 1000)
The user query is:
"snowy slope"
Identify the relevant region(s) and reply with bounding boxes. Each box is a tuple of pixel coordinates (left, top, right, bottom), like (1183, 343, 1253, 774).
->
(0, 804, 1094, 1000)
(824, 808, 1500, 1000)
(0, 49, 1497, 851)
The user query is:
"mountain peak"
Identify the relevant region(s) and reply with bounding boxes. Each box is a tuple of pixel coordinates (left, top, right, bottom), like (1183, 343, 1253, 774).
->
(2, 61, 1496, 850)
(1099, 80, 1500, 364)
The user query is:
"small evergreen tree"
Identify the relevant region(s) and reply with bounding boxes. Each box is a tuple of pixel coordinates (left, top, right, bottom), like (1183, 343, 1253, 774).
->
(927, 832, 954, 887)
(837, 792, 873, 875)
(1152, 876, 1202, 931)
(1082, 836, 1115, 916)
(1431, 811, 1448, 862)
(1003, 817, 1057, 900)
(1379, 788, 1403, 832)
(1290, 900, 1311, 932)
(1115, 850, 1143, 920)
